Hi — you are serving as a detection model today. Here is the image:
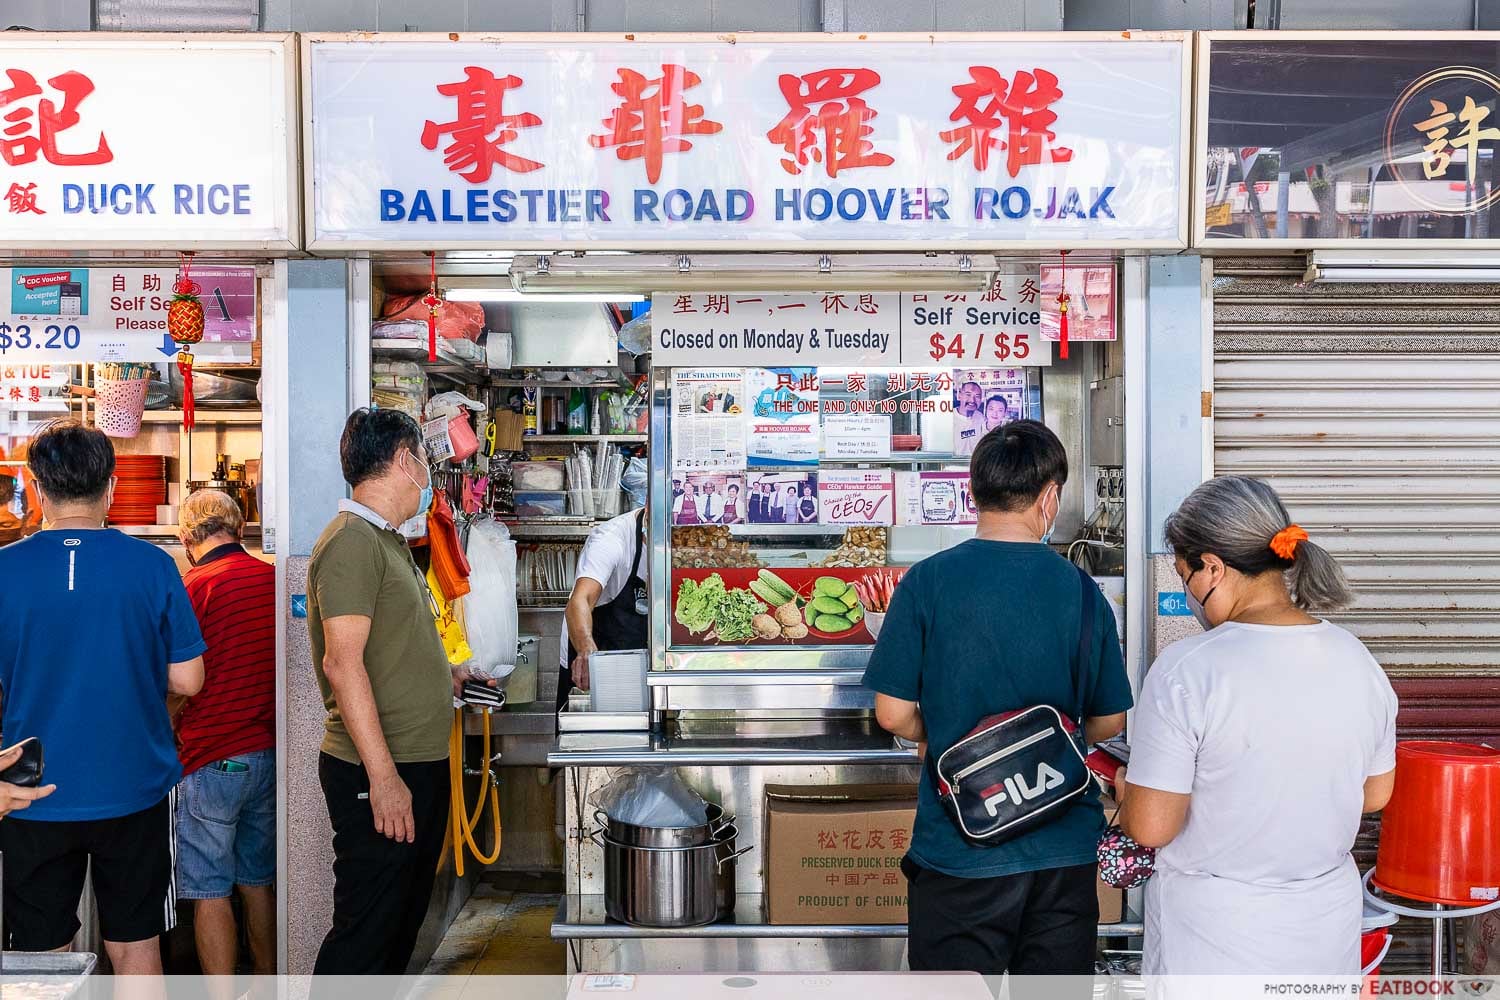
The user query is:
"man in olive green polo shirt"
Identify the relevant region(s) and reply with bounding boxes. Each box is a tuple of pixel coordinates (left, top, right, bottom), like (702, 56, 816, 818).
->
(307, 407, 453, 975)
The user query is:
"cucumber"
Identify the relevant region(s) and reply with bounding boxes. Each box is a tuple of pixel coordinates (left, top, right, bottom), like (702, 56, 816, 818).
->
(846, 603, 865, 624)
(811, 595, 848, 616)
(748, 579, 786, 607)
(805, 603, 818, 626)
(756, 570, 798, 605)
(815, 613, 853, 632)
(839, 589, 860, 610)
(815, 576, 849, 598)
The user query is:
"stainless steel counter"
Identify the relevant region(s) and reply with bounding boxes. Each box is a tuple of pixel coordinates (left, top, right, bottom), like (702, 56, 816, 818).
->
(549, 724, 919, 768)
(553, 895, 1144, 940)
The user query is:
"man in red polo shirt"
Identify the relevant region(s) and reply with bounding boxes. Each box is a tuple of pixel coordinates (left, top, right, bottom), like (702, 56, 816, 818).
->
(174, 489, 276, 977)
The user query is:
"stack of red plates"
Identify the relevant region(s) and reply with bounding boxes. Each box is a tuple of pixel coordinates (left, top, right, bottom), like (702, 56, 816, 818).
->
(109, 455, 168, 526)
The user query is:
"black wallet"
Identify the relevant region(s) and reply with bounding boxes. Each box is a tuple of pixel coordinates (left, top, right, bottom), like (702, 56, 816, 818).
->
(0, 737, 44, 787)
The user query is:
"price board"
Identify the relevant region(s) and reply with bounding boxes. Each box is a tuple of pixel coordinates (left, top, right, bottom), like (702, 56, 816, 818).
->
(0, 266, 255, 364)
(656, 279, 1060, 368)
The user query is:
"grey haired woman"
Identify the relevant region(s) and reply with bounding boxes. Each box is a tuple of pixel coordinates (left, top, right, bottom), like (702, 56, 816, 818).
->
(1114, 475, 1398, 974)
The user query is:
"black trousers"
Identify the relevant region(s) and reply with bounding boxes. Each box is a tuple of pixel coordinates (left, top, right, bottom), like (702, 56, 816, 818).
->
(314, 753, 451, 975)
(904, 857, 1099, 976)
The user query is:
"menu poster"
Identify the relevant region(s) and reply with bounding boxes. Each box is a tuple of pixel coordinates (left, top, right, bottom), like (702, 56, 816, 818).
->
(917, 471, 978, 525)
(1039, 265, 1117, 343)
(746, 367, 820, 467)
(671, 368, 747, 470)
(823, 413, 893, 460)
(747, 470, 818, 525)
(952, 368, 1025, 458)
(819, 470, 895, 526)
(672, 470, 746, 525)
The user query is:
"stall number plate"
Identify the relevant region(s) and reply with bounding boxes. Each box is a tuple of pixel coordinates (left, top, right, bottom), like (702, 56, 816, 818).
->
(583, 975, 636, 992)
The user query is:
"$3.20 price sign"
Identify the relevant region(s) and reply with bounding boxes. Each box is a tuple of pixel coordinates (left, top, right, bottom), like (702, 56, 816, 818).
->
(927, 330, 1034, 364)
(0, 322, 84, 355)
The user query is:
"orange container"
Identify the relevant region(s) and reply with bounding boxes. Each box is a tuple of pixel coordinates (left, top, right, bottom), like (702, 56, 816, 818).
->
(1374, 741, 1500, 906)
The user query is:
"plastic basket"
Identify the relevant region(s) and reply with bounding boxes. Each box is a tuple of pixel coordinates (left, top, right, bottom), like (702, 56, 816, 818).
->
(95, 376, 151, 438)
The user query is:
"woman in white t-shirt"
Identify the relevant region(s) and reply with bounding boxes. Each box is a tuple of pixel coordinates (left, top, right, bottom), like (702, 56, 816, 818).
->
(1116, 475, 1398, 975)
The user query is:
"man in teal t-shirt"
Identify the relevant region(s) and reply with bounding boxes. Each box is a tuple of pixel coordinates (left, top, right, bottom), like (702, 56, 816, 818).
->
(863, 419, 1132, 976)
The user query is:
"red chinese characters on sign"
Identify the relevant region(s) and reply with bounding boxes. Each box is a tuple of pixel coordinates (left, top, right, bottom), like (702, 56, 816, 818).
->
(5, 182, 43, 215)
(589, 65, 722, 185)
(0, 69, 112, 168)
(421, 67, 543, 182)
(941, 67, 1072, 178)
(766, 68, 894, 178)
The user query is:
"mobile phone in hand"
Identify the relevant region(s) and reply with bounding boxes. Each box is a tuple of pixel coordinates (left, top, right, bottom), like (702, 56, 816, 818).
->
(1086, 740, 1129, 786)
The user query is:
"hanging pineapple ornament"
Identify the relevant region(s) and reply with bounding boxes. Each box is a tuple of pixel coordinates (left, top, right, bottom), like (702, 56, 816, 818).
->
(169, 252, 206, 429)
(1055, 250, 1072, 361)
(422, 250, 440, 363)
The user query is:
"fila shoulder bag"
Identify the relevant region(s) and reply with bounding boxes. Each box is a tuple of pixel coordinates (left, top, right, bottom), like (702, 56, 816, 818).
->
(929, 565, 1098, 846)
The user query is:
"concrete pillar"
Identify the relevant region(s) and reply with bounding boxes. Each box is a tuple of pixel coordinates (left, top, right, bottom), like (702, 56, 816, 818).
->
(1143, 255, 1209, 665)
(276, 258, 361, 975)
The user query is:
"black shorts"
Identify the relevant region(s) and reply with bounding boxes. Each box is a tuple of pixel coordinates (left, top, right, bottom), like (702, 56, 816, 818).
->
(0, 794, 177, 950)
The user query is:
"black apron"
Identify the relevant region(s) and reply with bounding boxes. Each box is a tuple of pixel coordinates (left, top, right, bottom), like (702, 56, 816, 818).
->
(559, 510, 648, 710)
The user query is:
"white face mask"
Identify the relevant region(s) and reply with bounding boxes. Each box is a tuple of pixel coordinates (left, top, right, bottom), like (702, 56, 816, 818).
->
(1183, 568, 1218, 630)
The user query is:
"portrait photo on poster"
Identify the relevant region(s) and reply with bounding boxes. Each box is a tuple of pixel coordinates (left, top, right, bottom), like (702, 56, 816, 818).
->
(672, 470, 747, 525)
(747, 470, 819, 525)
(952, 368, 1025, 457)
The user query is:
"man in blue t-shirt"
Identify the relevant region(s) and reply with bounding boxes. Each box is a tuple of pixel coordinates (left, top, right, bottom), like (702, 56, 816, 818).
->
(863, 419, 1132, 976)
(0, 421, 205, 973)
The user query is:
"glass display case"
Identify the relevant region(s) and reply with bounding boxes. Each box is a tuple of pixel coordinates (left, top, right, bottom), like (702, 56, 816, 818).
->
(649, 363, 1044, 672)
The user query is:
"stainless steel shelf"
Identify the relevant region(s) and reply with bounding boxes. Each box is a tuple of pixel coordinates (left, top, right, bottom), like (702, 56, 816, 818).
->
(551, 895, 1142, 940)
(646, 669, 868, 687)
(525, 434, 646, 444)
(464, 706, 555, 737)
(141, 409, 262, 424)
(117, 522, 262, 537)
(548, 730, 918, 768)
(508, 520, 604, 539)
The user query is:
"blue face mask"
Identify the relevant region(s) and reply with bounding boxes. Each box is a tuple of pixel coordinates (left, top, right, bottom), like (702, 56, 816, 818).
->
(1039, 485, 1060, 545)
(401, 452, 433, 520)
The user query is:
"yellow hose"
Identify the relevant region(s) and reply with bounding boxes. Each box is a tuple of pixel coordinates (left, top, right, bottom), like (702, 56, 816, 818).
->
(450, 706, 503, 878)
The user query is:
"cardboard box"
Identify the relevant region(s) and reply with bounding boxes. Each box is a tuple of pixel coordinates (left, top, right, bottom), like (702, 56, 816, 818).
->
(764, 784, 1124, 925)
(764, 784, 917, 925)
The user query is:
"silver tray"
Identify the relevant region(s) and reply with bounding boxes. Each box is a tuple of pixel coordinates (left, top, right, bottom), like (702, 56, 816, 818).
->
(1, 951, 97, 1000)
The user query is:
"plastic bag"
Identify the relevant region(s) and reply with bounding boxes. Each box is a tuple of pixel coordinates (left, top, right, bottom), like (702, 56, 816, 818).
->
(622, 456, 648, 510)
(461, 518, 519, 680)
(383, 295, 486, 342)
(425, 391, 485, 420)
(594, 768, 709, 828)
(618, 311, 651, 357)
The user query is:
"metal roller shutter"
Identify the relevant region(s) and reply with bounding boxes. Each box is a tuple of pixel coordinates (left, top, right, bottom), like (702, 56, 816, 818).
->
(1213, 256, 1500, 972)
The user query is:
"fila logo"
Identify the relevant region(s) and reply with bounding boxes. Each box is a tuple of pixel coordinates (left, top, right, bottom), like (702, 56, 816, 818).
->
(982, 763, 1066, 817)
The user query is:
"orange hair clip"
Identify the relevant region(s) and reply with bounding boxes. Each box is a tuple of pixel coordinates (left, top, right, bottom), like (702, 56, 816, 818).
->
(1270, 524, 1308, 561)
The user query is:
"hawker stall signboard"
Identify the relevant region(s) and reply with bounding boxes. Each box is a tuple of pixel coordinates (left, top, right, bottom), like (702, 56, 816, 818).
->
(0, 34, 298, 250)
(305, 33, 1189, 250)
(1197, 33, 1500, 247)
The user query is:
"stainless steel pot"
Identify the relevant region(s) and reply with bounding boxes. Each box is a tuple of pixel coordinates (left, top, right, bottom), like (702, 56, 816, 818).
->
(592, 823, 750, 928)
(592, 801, 733, 849)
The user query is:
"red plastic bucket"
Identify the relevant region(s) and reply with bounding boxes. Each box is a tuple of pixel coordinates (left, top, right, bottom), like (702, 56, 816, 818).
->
(1374, 741, 1500, 906)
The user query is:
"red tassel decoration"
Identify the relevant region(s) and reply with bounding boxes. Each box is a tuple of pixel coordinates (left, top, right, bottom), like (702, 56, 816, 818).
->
(422, 251, 440, 363)
(177, 351, 195, 430)
(1056, 251, 1071, 361)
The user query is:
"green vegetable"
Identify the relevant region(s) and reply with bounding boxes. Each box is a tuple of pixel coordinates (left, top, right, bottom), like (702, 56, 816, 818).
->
(815, 576, 849, 598)
(675, 575, 726, 634)
(756, 570, 798, 605)
(811, 595, 848, 616)
(748, 579, 786, 607)
(815, 613, 854, 632)
(846, 603, 864, 623)
(713, 588, 766, 643)
(839, 589, 860, 610)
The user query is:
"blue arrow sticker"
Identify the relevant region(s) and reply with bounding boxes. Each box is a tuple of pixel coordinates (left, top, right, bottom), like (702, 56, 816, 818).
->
(291, 594, 307, 619)
(1157, 592, 1192, 617)
(158, 334, 179, 357)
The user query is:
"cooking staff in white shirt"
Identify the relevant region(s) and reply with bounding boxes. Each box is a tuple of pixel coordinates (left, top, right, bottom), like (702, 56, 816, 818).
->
(1114, 476, 1397, 975)
(560, 507, 649, 710)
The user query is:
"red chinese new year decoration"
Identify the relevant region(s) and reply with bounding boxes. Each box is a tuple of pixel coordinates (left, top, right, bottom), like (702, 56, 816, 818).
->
(0, 68, 113, 167)
(1055, 251, 1071, 361)
(589, 65, 722, 184)
(169, 252, 206, 430)
(767, 68, 894, 178)
(420, 67, 543, 182)
(942, 67, 1072, 177)
(422, 251, 441, 363)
